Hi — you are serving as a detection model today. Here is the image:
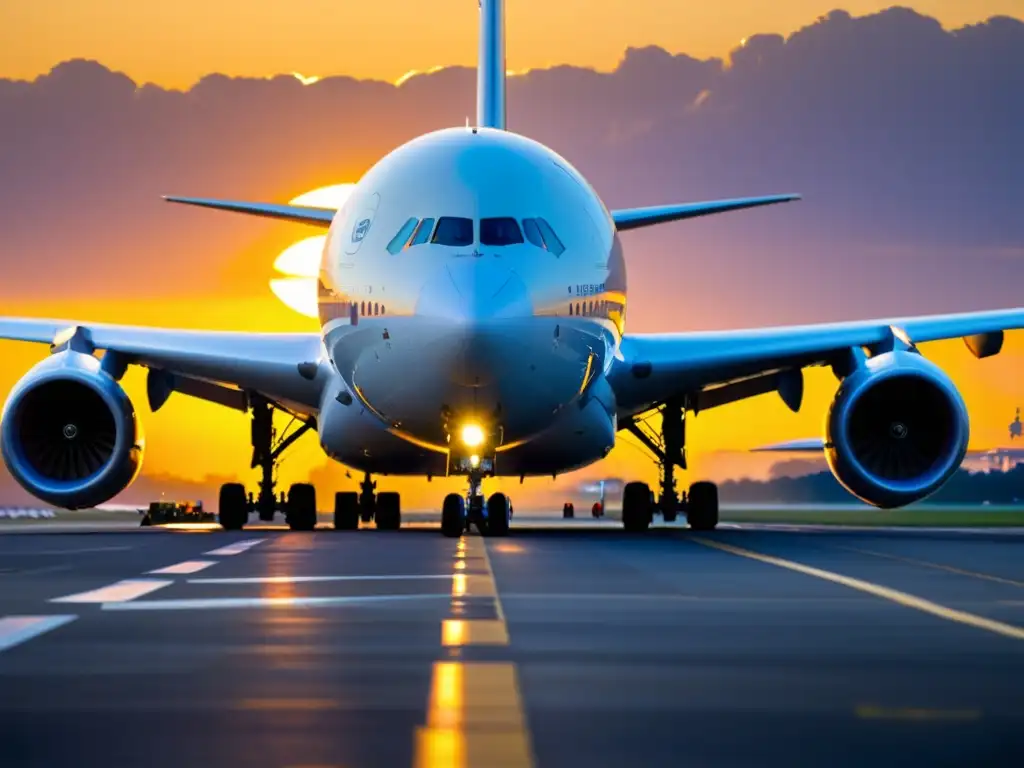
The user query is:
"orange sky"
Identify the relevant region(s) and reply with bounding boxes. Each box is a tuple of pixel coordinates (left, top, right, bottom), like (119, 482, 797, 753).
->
(1, 1, 1020, 87)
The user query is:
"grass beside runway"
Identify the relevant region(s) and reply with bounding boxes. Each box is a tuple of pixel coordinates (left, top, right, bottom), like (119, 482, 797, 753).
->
(717, 504, 1024, 527)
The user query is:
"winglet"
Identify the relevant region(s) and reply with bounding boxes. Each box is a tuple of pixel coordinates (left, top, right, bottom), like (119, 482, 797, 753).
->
(163, 196, 336, 228)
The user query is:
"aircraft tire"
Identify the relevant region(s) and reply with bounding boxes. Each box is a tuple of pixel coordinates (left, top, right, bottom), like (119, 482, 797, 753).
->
(286, 483, 318, 531)
(484, 492, 511, 536)
(441, 494, 466, 538)
(375, 492, 401, 530)
(334, 491, 359, 530)
(219, 482, 248, 531)
(622, 482, 652, 532)
(687, 482, 719, 531)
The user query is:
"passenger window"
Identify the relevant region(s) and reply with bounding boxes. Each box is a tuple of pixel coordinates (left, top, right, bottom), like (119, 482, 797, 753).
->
(387, 217, 418, 254)
(522, 218, 545, 249)
(536, 218, 565, 256)
(481, 217, 524, 246)
(431, 217, 474, 247)
(410, 218, 435, 246)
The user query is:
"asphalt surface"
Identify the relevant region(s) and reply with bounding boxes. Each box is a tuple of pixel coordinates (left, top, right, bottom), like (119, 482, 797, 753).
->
(1, 519, 1023, 767)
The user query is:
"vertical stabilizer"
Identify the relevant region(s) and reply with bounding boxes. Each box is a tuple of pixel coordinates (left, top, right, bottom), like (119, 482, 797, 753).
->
(477, 0, 506, 129)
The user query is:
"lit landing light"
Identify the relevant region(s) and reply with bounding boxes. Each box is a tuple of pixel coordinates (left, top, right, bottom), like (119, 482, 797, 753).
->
(461, 424, 485, 448)
(470, 455, 480, 468)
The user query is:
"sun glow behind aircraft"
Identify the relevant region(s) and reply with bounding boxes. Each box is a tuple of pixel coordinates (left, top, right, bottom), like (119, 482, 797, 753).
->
(269, 184, 356, 317)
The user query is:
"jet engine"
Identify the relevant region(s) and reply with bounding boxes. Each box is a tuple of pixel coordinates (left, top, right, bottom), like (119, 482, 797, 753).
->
(0, 351, 144, 509)
(825, 350, 969, 508)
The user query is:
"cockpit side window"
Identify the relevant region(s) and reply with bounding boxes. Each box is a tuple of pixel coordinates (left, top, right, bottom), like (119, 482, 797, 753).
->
(431, 217, 474, 247)
(522, 218, 545, 249)
(387, 217, 419, 254)
(535, 218, 565, 256)
(522, 217, 565, 255)
(480, 217, 524, 246)
(410, 217, 436, 246)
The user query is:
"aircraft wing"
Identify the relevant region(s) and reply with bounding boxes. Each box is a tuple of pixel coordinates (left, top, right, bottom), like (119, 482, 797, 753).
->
(611, 194, 800, 231)
(0, 318, 327, 414)
(612, 307, 1024, 416)
(163, 196, 336, 228)
(749, 438, 1024, 461)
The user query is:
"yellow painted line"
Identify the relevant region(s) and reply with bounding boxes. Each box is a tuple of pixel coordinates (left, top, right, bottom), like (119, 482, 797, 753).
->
(692, 538, 1024, 641)
(855, 705, 982, 721)
(442, 619, 509, 646)
(414, 662, 534, 768)
(840, 546, 1024, 588)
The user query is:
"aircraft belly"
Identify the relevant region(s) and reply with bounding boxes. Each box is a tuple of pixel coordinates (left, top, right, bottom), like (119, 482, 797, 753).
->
(325, 316, 604, 447)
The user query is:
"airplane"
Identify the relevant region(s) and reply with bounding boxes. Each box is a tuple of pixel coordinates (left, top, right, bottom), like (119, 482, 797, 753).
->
(1, 0, 1023, 538)
(1011, 408, 1022, 440)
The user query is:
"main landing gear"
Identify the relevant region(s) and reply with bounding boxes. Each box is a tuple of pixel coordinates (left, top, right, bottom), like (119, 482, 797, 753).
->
(216, 395, 403, 532)
(440, 470, 511, 539)
(621, 397, 719, 532)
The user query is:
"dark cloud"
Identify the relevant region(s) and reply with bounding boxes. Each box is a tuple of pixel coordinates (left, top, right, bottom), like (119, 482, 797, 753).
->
(0, 6, 1021, 329)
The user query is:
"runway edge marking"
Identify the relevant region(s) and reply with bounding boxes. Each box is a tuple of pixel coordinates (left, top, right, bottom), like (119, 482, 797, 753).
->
(692, 538, 1024, 641)
(0, 615, 78, 652)
(412, 535, 535, 768)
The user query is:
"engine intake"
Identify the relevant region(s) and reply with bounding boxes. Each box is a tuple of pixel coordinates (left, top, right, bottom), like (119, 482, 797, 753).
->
(825, 351, 969, 508)
(1, 351, 143, 508)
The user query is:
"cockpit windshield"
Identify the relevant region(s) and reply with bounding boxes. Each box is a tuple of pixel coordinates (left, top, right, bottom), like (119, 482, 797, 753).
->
(431, 217, 474, 247)
(481, 217, 524, 246)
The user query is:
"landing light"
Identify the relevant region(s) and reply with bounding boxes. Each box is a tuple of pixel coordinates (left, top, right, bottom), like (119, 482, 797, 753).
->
(461, 424, 485, 448)
(470, 455, 481, 468)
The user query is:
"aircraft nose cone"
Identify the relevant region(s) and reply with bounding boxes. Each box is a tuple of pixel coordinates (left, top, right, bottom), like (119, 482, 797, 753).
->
(416, 260, 531, 322)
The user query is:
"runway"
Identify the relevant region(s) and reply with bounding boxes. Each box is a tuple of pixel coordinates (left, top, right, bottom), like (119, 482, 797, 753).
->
(1, 521, 1022, 767)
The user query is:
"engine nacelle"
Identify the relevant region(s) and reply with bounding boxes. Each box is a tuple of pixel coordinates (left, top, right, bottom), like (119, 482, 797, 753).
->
(825, 350, 969, 508)
(1, 351, 144, 509)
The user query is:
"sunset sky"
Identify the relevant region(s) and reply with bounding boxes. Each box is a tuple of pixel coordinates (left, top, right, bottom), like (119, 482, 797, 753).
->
(0, 2, 1021, 508)
(1, 1, 1020, 87)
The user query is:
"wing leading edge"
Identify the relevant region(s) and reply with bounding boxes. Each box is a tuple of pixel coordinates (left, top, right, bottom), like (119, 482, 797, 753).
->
(612, 307, 1024, 416)
(0, 318, 327, 413)
(163, 196, 336, 228)
(611, 194, 800, 232)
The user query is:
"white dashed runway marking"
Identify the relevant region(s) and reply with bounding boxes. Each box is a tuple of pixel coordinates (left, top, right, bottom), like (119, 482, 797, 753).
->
(50, 579, 173, 604)
(0, 615, 77, 652)
(147, 560, 218, 575)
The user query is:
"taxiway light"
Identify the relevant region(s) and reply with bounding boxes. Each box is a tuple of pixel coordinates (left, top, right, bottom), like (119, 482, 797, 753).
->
(461, 424, 485, 448)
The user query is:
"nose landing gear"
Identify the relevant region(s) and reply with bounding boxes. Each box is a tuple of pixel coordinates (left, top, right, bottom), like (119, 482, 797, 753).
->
(440, 470, 510, 538)
(621, 396, 719, 532)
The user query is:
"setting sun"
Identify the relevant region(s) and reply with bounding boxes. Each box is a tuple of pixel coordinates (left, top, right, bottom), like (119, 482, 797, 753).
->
(269, 183, 356, 317)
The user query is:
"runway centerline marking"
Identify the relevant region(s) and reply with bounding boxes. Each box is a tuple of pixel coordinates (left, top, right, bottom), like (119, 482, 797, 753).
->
(838, 546, 1024, 588)
(148, 560, 218, 575)
(100, 593, 453, 611)
(203, 539, 264, 556)
(413, 536, 533, 767)
(692, 538, 1024, 641)
(0, 615, 77, 652)
(50, 579, 173, 604)
(188, 574, 453, 584)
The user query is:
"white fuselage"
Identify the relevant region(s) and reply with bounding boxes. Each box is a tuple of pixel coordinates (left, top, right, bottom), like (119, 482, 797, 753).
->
(314, 127, 627, 477)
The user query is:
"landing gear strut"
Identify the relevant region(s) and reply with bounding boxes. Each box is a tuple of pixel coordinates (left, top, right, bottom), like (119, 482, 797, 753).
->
(622, 396, 719, 532)
(440, 471, 510, 538)
(217, 394, 316, 532)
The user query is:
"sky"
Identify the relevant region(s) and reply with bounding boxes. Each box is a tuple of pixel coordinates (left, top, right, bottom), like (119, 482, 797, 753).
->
(1, 1, 1021, 87)
(0, 3, 1021, 508)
